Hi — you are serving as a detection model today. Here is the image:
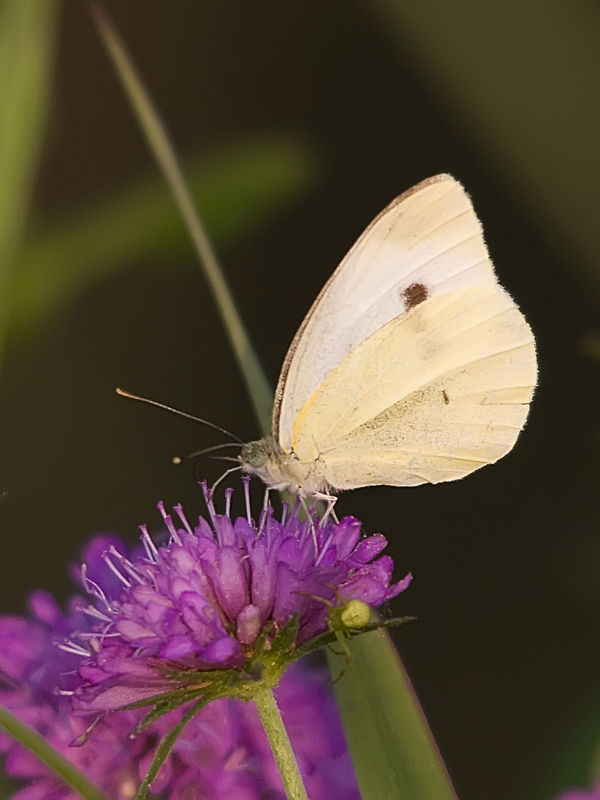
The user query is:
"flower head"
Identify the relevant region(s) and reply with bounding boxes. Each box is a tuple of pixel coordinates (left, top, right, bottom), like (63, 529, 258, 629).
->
(0, 557, 360, 799)
(71, 480, 411, 714)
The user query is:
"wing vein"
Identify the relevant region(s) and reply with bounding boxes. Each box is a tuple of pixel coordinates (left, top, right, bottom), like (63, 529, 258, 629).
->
(402, 208, 471, 250)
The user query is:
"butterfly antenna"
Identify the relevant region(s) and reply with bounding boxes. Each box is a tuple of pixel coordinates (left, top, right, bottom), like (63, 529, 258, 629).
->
(173, 442, 242, 463)
(116, 388, 243, 443)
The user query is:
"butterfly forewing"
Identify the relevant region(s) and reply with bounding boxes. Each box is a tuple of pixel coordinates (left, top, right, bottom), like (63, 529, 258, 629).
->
(274, 175, 503, 451)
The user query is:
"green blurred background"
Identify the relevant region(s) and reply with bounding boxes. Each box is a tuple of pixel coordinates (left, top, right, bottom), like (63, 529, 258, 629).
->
(1, 1, 600, 799)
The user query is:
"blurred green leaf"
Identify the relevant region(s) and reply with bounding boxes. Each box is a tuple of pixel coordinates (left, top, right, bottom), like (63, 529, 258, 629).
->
(0, 0, 58, 365)
(9, 135, 320, 345)
(367, 0, 600, 298)
(331, 628, 458, 800)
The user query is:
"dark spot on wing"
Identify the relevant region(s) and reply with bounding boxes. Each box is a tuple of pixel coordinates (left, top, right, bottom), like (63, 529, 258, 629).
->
(442, 390, 450, 405)
(402, 282, 428, 310)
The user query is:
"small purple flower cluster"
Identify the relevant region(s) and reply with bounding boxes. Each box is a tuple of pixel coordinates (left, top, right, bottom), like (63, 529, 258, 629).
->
(554, 786, 600, 800)
(0, 482, 410, 798)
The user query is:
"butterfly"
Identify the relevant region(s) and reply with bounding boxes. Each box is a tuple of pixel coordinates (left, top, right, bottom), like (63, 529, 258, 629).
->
(239, 174, 537, 503)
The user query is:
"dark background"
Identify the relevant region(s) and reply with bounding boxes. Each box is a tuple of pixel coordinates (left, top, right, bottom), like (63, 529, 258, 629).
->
(1, 3, 599, 800)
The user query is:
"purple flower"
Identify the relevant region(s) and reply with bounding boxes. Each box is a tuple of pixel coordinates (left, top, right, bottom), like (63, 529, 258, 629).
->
(69, 481, 411, 714)
(0, 565, 360, 799)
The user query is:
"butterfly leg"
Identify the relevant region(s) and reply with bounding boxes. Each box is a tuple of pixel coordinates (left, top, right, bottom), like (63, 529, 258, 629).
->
(258, 487, 270, 534)
(313, 491, 339, 526)
(210, 465, 243, 497)
(299, 494, 319, 555)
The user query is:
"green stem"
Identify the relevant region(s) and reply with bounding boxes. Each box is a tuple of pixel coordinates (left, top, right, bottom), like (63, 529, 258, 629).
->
(91, 4, 273, 437)
(0, 704, 108, 800)
(253, 687, 309, 800)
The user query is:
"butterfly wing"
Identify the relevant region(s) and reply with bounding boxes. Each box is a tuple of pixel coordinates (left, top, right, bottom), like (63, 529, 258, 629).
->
(274, 175, 509, 451)
(273, 174, 537, 490)
(290, 286, 536, 489)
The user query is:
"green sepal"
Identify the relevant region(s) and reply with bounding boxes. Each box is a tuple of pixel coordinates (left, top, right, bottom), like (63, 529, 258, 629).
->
(104, 681, 217, 713)
(130, 687, 212, 737)
(252, 619, 275, 657)
(265, 614, 300, 660)
(133, 695, 210, 800)
(148, 664, 239, 684)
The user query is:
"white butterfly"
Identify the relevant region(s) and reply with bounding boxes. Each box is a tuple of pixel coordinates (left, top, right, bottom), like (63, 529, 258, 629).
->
(240, 174, 537, 503)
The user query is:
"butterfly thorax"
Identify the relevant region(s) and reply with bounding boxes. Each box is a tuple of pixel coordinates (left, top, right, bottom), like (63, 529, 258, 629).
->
(239, 436, 328, 496)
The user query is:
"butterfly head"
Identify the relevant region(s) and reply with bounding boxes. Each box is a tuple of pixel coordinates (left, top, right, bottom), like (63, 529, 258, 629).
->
(239, 436, 328, 496)
(239, 436, 289, 488)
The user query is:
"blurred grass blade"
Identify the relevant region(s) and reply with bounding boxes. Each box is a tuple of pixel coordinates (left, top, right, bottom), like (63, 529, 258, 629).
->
(10, 135, 318, 345)
(0, 703, 108, 800)
(0, 0, 58, 369)
(367, 0, 600, 298)
(332, 628, 458, 800)
(93, 5, 273, 436)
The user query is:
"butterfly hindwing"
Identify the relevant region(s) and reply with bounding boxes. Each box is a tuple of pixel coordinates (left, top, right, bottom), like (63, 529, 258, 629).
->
(290, 286, 536, 489)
